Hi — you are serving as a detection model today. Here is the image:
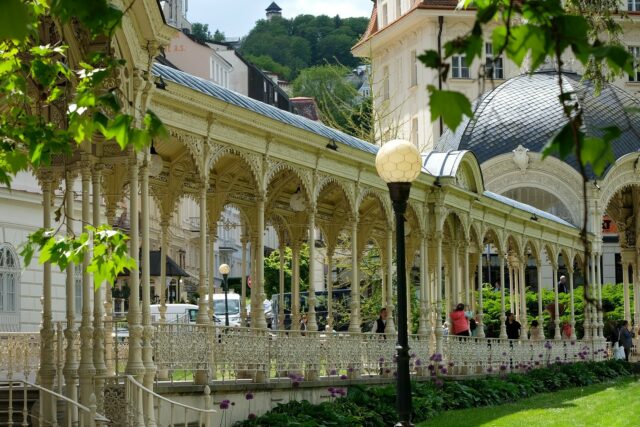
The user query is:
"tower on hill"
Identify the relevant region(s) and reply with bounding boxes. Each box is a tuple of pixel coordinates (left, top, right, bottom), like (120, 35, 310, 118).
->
(266, 2, 282, 20)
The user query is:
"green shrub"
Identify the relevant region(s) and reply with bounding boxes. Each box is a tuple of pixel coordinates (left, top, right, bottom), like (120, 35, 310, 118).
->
(234, 360, 634, 426)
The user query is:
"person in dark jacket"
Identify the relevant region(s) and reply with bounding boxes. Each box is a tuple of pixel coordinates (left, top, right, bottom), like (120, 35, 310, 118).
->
(375, 308, 387, 334)
(619, 320, 636, 362)
(506, 311, 521, 340)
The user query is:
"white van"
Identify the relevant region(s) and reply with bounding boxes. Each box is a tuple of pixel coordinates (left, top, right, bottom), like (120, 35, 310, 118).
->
(204, 292, 242, 327)
(150, 303, 198, 324)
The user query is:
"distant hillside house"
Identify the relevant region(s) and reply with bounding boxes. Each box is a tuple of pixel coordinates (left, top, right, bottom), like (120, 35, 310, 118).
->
(165, 31, 291, 111)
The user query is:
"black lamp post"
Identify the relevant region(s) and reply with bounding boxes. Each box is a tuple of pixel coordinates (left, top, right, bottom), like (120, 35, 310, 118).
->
(375, 139, 422, 427)
(219, 263, 231, 327)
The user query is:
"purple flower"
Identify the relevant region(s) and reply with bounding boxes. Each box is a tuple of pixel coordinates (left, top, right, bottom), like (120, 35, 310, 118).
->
(428, 364, 435, 371)
(440, 367, 448, 375)
(337, 388, 346, 396)
(245, 392, 254, 400)
(487, 367, 494, 373)
(435, 378, 444, 388)
(347, 367, 354, 373)
(292, 381, 300, 388)
(248, 413, 256, 420)
(328, 387, 335, 393)
(385, 368, 391, 374)
(220, 399, 230, 410)
(502, 352, 507, 356)
(340, 374, 347, 380)
(570, 341, 576, 346)
(415, 359, 422, 367)
(500, 365, 507, 371)
(330, 369, 337, 375)
(379, 357, 385, 363)
(538, 354, 544, 358)
(544, 341, 552, 350)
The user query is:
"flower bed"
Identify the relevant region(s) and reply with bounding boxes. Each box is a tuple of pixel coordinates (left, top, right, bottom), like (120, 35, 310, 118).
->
(234, 360, 635, 426)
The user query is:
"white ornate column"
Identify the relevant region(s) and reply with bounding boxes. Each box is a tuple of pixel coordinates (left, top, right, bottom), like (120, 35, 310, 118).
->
(92, 164, 106, 412)
(553, 265, 561, 340)
(291, 242, 301, 330)
(589, 253, 596, 339)
(519, 258, 528, 340)
(253, 195, 267, 329)
(476, 245, 485, 338)
(159, 221, 169, 323)
(499, 253, 507, 339)
(196, 184, 209, 326)
(418, 233, 429, 336)
(435, 231, 444, 354)
(63, 171, 79, 423)
(241, 236, 248, 327)
(596, 253, 604, 338)
(326, 249, 334, 330)
(635, 254, 640, 333)
(140, 153, 156, 424)
(38, 172, 56, 424)
(104, 205, 116, 377)
(348, 218, 361, 332)
(208, 230, 216, 322)
(622, 255, 631, 324)
(307, 209, 319, 331)
(78, 161, 95, 415)
(125, 153, 145, 381)
(509, 264, 515, 315)
(451, 241, 459, 307)
(568, 264, 576, 340)
(463, 244, 470, 307)
(536, 258, 544, 334)
(195, 183, 210, 385)
(385, 228, 396, 334)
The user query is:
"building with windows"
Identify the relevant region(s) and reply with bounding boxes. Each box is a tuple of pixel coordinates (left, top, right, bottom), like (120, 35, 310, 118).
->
(353, 1, 640, 298)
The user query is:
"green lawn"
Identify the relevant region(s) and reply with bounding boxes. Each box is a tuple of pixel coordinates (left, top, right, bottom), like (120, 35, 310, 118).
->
(418, 378, 640, 427)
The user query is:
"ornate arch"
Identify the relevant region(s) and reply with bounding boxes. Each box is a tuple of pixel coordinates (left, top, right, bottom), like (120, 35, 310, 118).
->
(207, 143, 262, 192)
(444, 210, 469, 242)
(264, 161, 313, 202)
(315, 175, 355, 215)
(482, 153, 583, 225)
(599, 152, 640, 209)
(356, 187, 392, 225)
(482, 227, 504, 254)
(543, 244, 557, 268)
(522, 238, 541, 263)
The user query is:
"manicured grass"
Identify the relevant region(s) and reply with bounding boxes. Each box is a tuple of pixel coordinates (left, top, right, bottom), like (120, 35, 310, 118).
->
(418, 378, 640, 427)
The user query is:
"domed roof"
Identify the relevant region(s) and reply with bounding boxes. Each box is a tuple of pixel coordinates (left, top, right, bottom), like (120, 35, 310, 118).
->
(436, 71, 640, 177)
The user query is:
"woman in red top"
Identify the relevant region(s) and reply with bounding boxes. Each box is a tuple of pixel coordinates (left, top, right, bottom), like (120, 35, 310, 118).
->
(449, 303, 470, 336)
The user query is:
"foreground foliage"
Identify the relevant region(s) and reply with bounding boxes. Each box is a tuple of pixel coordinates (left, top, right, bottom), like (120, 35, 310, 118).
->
(234, 360, 635, 426)
(420, 377, 640, 427)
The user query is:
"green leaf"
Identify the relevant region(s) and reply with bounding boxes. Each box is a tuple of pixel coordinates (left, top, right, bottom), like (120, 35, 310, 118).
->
(418, 51, 441, 69)
(427, 85, 473, 131)
(542, 122, 579, 160)
(582, 127, 619, 177)
(0, 0, 30, 40)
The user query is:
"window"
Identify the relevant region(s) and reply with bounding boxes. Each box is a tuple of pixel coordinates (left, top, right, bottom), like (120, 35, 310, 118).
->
(396, 0, 402, 19)
(485, 43, 504, 79)
(451, 55, 469, 79)
(0, 244, 20, 312)
(382, 3, 388, 27)
(630, 0, 639, 11)
(410, 50, 418, 86)
(75, 264, 83, 314)
(630, 46, 640, 82)
(383, 65, 390, 100)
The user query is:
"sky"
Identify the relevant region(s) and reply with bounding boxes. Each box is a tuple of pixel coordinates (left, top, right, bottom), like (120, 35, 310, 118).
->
(186, 0, 373, 39)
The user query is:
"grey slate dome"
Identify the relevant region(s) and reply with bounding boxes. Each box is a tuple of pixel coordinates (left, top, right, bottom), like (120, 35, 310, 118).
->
(436, 71, 640, 177)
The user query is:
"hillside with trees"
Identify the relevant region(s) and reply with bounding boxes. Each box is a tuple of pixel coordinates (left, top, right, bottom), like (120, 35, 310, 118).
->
(240, 14, 369, 81)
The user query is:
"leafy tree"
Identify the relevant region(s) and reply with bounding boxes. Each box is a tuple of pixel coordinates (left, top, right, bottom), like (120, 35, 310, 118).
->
(240, 14, 369, 79)
(2, 1, 166, 287)
(292, 64, 363, 130)
(264, 244, 309, 299)
(212, 29, 225, 42)
(190, 22, 212, 44)
(244, 54, 292, 80)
